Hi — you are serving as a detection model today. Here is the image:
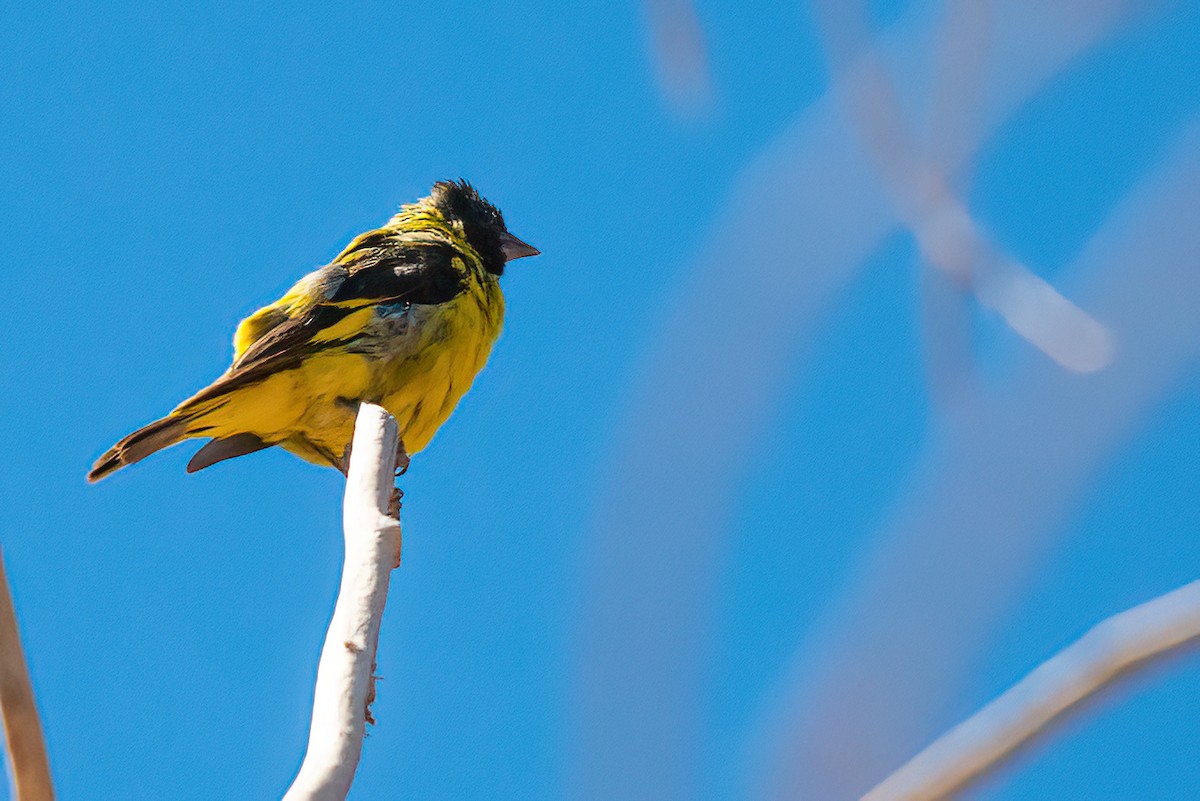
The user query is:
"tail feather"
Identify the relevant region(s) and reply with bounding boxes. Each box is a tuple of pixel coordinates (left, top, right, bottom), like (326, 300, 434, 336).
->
(186, 433, 270, 473)
(87, 416, 190, 482)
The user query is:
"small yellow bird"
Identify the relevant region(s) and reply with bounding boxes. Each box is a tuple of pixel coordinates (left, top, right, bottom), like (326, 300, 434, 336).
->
(89, 180, 538, 482)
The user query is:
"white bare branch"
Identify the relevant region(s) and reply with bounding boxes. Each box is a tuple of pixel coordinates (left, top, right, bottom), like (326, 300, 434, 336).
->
(0, 547, 54, 801)
(862, 581, 1200, 801)
(283, 403, 402, 801)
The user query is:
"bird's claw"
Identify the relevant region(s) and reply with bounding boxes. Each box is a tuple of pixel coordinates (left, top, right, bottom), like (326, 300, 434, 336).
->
(394, 439, 411, 477)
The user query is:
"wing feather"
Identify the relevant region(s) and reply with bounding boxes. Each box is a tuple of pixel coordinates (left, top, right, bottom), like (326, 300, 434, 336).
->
(185, 241, 465, 411)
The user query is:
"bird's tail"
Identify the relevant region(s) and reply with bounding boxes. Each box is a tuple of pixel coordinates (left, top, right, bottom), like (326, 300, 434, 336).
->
(87, 415, 190, 483)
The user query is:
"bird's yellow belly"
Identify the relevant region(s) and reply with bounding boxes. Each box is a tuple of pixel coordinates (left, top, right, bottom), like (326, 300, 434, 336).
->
(375, 333, 493, 454)
(375, 288, 503, 454)
(192, 352, 370, 463)
(190, 282, 502, 468)
(269, 285, 503, 465)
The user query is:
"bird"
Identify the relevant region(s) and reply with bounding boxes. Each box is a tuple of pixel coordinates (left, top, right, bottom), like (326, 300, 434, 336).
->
(88, 179, 538, 483)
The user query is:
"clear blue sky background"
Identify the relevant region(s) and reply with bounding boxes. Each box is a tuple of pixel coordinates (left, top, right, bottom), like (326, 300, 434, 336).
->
(1, 1, 1198, 799)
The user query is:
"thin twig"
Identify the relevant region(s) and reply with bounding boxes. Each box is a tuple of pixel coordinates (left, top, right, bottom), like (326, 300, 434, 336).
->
(862, 581, 1200, 801)
(0, 547, 55, 801)
(283, 403, 402, 801)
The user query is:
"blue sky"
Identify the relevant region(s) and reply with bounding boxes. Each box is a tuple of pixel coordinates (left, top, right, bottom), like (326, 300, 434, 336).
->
(1, 1, 1198, 799)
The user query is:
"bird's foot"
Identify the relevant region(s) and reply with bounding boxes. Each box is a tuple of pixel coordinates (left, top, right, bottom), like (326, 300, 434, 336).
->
(336, 442, 352, 476)
(387, 486, 403, 518)
(394, 439, 411, 477)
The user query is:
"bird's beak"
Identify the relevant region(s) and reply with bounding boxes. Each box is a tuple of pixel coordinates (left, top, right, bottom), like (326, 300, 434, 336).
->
(500, 232, 540, 262)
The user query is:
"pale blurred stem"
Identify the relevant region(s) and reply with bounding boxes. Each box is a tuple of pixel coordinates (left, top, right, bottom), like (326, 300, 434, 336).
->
(0, 548, 54, 801)
(283, 403, 402, 801)
(862, 581, 1200, 801)
(812, 0, 1112, 375)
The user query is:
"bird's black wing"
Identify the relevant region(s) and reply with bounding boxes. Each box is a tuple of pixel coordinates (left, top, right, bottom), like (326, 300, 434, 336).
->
(182, 244, 465, 409)
(328, 243, 466, 307)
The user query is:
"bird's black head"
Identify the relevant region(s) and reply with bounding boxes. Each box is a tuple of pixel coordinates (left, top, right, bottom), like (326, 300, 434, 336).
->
(429, 179, 539, 276)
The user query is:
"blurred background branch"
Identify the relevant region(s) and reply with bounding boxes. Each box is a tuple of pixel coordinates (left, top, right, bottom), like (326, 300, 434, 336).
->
(863, 580, 1200, 801)
(574, 5, 1160, 799)
(757, 115, 1200, 800)
(812, 0, 1113, 374)
(643, 0, 714, 119)
(0, 548, 54, 801)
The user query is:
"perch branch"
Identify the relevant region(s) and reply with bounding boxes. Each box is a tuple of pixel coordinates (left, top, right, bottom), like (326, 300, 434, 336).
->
(283, 403, 403, 801)
(0, 547, 54, 801)
(862, 580, 1200, 801)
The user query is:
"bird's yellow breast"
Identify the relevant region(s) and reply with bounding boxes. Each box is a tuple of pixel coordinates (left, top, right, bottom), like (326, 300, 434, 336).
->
(372, 275, 505, 454)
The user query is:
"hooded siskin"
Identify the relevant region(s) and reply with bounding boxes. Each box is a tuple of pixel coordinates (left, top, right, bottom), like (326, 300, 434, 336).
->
(89, 180, 538, 482)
